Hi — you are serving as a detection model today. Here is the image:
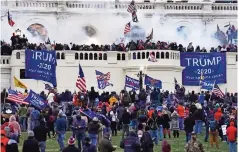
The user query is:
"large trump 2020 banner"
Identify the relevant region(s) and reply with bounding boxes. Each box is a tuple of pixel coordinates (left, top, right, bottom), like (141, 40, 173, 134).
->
(180, 52, 226, 86)
(25, 50, 57, 87)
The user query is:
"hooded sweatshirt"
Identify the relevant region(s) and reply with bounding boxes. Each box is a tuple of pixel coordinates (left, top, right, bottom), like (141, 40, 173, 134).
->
(8, 115, 21, 135)
(226, 122, 237, 142)
(214, 108, 223, 121)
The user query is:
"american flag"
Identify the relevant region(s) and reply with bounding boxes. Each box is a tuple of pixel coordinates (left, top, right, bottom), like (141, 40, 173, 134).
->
(7, 11, 15, 27)
(95, 70, 113, 89)
(124, 22, 131, 35)
(148, 52, 157, 62)
(127, 0, 137, 13)
(7, 89, 28, 105)
(212, 84, 224, 98)
(76, 64, 86, 92)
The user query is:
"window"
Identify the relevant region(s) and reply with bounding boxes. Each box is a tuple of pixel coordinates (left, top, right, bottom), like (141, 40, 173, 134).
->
(61, 53, 65, 59)
(75, 53, 79, 60)
(161, 52, 164, 59)
(56, 52, 60, 59)
(2, 59, 5, 64)
(84, 53, 88, 60)
(80, 53, 83, 60)
(20, 69, 28, 79)
(122, 53, 125, 60)
(6, 59, 9, 64)
(99, 53, 102, 60)
(137, 52, 141, 59)
(16, 52, 20, 59)
(146, 52, 149, 58)
(133, 52, 136, 59)
(166, 52, 169, 59)
(89, 53, 93, 60)
(103, 53, 107, 60)
(94, 53, 98, 60)
(156, 52, 160, 59)
(142, 52, 145, 59)
(117, 53, 121, 60)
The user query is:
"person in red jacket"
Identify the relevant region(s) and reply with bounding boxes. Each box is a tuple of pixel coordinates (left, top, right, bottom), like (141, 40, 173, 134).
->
(1, 130, 9, 152)
(226, 121, 237, 152)
(214, 108, 223, 121)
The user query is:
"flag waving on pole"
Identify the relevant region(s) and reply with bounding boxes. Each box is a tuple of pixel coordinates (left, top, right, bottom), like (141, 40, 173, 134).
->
(95, 70, 113, 89)
(212, 84, 225, 98)
(148, 52, 157, 62)
(7, 11, 15, 27)
(127, 0, 138, 22)
(14, 76, 27, 89)
(76, 64, 86, 92)
(7, 89, 28, 105)
(124, 22, 131, 35)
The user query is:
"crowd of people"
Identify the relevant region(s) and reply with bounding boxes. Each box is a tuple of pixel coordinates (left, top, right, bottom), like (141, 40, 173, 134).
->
(1, 32, 237, 55)
(0, 86, 237, 152)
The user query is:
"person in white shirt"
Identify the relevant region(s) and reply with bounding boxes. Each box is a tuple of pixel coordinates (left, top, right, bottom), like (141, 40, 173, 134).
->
(47, 92, 55, 107)
(110, 109, 118, 136)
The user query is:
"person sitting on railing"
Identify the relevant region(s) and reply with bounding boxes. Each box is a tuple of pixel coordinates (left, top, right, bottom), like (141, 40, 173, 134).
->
(187, 42, 194, 52)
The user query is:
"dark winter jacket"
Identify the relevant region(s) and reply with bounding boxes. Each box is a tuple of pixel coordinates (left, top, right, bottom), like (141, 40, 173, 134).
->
(63, 145, 81, 152)
(22, 137, 40, 152)
(120, 132, 140, 152)
(88, 121, 100, 134)
(33, 122, 48, 142)
(6, 139, 19, 152)
(184, 116, 195, 133)
(82, 144, 97, 152)
(140, 131, 153, 152)
(121, 111, 131, 124)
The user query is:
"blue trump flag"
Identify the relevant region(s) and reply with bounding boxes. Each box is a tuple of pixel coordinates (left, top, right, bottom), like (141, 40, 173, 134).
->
(125, 75, 139, 90)
(95, 70, 113, 89)
(201, 80, 215, 91)
(180, 52, 226, 86)
(24, 90, 47, 110)
(144, 75, 162, 89)
(25, 49, 57, 87)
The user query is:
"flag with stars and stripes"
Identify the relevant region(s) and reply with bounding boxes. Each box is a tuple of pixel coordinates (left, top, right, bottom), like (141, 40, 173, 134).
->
(95, 70, 113, 89)
(76, 64, 86, 92)
(127, 0, 137, 13)
(124, 22, 131, 35)
(7, 89, 28, 105)
(212, 84, 225, 98)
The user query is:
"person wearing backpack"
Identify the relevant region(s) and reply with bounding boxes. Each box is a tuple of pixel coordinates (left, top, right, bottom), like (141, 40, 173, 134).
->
(122, 91, 131, 107)
(140, 126, 153, 152)
(30, 108, 40, 131)
(209, 119, 219, 149)
(147, 113, 159, 145)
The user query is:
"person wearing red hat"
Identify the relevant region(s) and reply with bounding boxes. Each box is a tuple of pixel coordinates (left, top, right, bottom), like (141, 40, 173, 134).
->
(226, 121, 237, 152)
(63, 136, 80, 152)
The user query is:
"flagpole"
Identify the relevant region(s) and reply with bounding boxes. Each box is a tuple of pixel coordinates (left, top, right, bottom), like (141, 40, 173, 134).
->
(209, 80, 216, 102)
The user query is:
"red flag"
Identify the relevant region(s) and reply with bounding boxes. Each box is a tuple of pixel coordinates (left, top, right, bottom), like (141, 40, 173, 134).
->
(8, 11, 15, 27)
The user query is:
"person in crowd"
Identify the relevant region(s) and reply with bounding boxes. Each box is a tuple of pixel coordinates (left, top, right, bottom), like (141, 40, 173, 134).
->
(121, 91, 131, 107)
(22, 131, 40, 152)
(171, 110, 179, 138)
(226, 121, 237, 152)
(140, 126, 154, 152)
(184, 113, 195, 142)
(147, 112, 159, 145)
(82, 137, 97, 152)
(33, 120, 49, 152)
(121, 108, 131, 140)
(209, 118, 219, 148)
(176, 102, 185, 130)
(99, 132, 116, 152)
(55, 112, 67, 152)
(193, 103, 204, 134)
(46, 108, 56, 138)
(88, 117, 101, 146)
(18, 104, 27, 131)
(1, 130, 9, 152)
(6, 134, 19, 152)
(150, 88, 159, 108)
(72, 114, 86, 151)
(162, 110, 171, 138)
(185, 132, 205, 152)
(8, 115, 21, 143)
(214, 108, 223, 121)
(109, 108, 118, 136)
(63, 136, 80, 152)
(30, 107, 40, 130)
(162, 140, 171, 152)
(120, 131, 141, 152)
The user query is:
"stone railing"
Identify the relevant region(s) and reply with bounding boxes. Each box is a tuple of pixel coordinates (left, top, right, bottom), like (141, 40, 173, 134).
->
(1, 1, 237, 12)
(1, 56, 11, 67)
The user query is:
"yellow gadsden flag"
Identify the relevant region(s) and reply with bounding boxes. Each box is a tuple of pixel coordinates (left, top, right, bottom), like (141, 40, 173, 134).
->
(14, 76, 27, 89)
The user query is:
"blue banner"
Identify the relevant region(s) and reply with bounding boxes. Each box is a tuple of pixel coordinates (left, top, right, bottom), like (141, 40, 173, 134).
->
(25, 50, 57, 87)
(201, 80, 215, 91)
(180, 52, 226, 86)
(24, 90, 47, 110)
(144, 75, 162, 89)
(95, 70, 113, 89)
(125, 75, 139, 90)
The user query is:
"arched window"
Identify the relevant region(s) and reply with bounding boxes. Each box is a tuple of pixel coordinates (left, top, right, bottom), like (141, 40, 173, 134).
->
(16, 52, 20, 59)
(3, 59, 5, 64)
(56, 52, 60, 59)
(172, 53, 174, 59)
(99, 53, 102, 60)
(103, 53, 107, 60)
(137, 52, 141, 59)
(133, 52, 136, 59)
(117, 53, 121, 60)
(156, 52, 160, 59)
(146, 52, 149, 58)
(165, 52, 169, 59)
(75, 53, 79, 60)
(89, 53, 93, 60)
(84, 53, 88, 60)
(122, 53, 125, 60)
(94, 53, 98, 60)
(61, 53, 65, 59)
(80, 53, 83, 60)
(161, 52, 164, 59)
(142, 52, 145, 59)
(6, 59, 9, 64)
